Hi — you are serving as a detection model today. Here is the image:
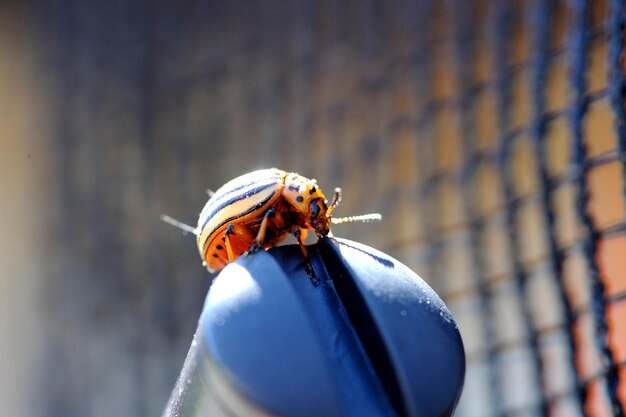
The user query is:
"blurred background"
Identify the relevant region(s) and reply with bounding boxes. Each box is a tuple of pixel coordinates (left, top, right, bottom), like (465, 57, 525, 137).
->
(1, 0, 625, 416)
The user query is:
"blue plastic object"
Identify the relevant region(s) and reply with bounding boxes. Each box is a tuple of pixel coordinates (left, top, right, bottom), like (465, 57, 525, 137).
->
(163, 238, 465, 417)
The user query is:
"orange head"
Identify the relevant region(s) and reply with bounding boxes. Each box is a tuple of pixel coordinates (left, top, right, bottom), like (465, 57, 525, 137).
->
(282, 173, 341, 237)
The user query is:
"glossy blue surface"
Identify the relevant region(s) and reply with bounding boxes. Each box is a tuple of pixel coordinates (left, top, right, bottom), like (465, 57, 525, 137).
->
(168, 238, 465, 417)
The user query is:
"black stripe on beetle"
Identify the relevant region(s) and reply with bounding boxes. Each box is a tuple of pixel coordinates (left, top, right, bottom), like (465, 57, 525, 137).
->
(200, 182, 277, 230)
(203, 171, 283, 210)
(202, 191, 277, 249)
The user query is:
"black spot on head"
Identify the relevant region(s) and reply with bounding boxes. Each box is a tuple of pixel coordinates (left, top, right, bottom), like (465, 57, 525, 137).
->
(212, 253, 219, 258)
(216, 244, 223, 250)
(296, 196, 304, 203)
(309, 187, 316, 194)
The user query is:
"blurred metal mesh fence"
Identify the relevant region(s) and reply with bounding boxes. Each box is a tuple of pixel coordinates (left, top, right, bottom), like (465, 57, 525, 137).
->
(36, 0, 626, 416)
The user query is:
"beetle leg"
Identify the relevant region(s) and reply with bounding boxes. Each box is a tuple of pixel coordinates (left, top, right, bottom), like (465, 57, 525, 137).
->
(270, 206, 286, 230)
(224, 224, 237, 262)
(251, 208, 276, 252)
(293, 227, 319, 286)
(292, 227, 309, 259)
(222, 223, 256, 261)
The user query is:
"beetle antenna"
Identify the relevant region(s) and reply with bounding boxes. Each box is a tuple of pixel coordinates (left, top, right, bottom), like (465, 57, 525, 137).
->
(160, 214, 200, 236)
(327, 187, 342, 216)
(331, 213, 382, 224)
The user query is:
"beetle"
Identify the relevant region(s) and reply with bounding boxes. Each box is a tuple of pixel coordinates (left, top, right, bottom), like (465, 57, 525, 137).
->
(162, 168, 381, 272)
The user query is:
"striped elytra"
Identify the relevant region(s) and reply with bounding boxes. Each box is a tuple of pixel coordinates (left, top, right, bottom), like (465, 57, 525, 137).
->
(161, 168, 382, 272)
(197, 168, 333, 272)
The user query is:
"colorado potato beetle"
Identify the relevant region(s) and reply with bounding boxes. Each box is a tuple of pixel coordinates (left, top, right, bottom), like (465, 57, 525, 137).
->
(162, 168, 381, 272)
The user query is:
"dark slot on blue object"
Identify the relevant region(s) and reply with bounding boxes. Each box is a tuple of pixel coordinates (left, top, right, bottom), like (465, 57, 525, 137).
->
(163, 238, 465, 417)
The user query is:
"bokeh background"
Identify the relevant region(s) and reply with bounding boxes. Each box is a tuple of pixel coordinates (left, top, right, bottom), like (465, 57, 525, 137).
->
(2, 0, 626, 416)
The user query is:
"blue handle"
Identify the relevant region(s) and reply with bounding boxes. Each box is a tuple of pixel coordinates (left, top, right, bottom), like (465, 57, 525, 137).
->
(164, 238, 465, 417)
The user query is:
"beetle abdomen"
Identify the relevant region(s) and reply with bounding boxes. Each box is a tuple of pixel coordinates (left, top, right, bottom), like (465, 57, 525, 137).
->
(197, 169, 287, 265)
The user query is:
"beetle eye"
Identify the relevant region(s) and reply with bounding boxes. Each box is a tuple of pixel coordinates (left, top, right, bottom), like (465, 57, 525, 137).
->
(311, 203, 320, 220)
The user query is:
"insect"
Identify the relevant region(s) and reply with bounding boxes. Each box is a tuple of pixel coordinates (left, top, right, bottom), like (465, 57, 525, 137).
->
(162, 168, 381, 272)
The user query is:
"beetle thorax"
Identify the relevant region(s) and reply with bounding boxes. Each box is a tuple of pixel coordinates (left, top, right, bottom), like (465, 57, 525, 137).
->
(282, 173, 331, 236)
